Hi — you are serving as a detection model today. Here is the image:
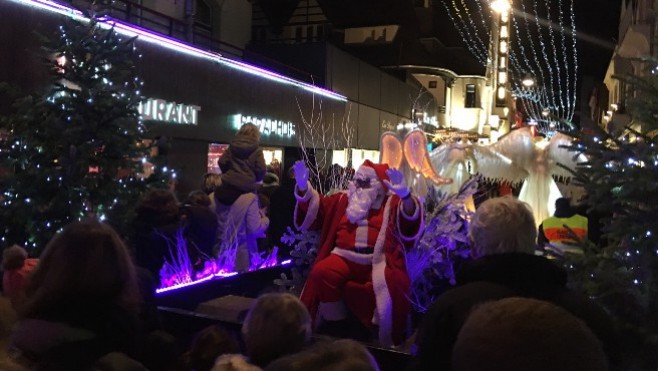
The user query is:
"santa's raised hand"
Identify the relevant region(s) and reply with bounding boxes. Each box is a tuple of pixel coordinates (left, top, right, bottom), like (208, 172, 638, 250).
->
(383, 168, 410, 199)
(293, 160, 310, 191)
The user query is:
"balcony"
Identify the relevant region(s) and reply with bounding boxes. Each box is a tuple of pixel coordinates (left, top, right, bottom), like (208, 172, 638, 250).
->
(54, 0, 321, 85)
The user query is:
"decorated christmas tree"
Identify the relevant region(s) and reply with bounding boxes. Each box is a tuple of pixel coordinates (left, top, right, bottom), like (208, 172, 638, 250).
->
(563, 58, 658, 367)
(0, 11, 171, 253)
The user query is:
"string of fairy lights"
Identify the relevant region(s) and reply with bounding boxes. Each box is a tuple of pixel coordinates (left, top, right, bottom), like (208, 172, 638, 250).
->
(441, 0, 578, 132)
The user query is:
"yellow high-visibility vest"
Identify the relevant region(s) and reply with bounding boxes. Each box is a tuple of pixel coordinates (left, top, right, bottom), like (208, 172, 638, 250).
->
(542, 214, 588, 244)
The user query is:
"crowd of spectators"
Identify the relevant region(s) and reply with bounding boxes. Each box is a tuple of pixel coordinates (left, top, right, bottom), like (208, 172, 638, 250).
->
(0, 175, 619, 370)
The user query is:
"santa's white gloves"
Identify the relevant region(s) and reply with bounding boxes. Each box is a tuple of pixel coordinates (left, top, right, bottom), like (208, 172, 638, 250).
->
(383, 168, 411, 199)
(293, 160, 310, 191)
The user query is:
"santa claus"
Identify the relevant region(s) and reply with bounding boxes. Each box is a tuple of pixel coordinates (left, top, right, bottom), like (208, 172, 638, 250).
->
(293, 159, 424, 347)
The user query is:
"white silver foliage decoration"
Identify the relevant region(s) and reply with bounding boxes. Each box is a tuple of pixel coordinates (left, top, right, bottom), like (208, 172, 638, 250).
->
(159, 228, 194, 288)
(273, 227, 319, 295)
(406, 176, 479, 313)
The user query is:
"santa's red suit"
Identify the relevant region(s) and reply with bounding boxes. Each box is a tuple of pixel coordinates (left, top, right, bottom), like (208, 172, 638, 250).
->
(295, 175, 423, 346)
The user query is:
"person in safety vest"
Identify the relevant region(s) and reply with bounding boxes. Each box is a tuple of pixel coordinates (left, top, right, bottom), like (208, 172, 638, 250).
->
(538, 198, 588, 255)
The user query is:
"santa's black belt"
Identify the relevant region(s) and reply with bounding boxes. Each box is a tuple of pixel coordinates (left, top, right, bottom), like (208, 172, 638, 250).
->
(353, 247, 374, 254)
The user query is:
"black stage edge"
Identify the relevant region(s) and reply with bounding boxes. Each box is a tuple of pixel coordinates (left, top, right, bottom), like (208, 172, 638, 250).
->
(157, 307, 411, 371)
(154, 264, 412, 370)
(155, 265, 292, 310)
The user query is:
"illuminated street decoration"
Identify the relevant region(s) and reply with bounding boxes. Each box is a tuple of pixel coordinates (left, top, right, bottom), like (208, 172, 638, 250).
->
(441, 0, 578, 125)
(231, 114, 296, 138)
(139, 98, 201, 125)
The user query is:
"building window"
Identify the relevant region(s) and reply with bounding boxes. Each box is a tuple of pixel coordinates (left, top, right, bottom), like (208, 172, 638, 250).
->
(295, 27, 303, 42)
(316, 24, 324, 40)
(307, 26, 314, 42)
(465, 84, 477, 108)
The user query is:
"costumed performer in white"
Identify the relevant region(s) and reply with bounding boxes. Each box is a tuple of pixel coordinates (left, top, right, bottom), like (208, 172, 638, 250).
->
(294, 159, 424, 347)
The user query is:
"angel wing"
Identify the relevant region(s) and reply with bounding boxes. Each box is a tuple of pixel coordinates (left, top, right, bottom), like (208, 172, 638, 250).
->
(470, 128, 535, 184)
(429, 141, 473, 177)
(403, 130, 452, 185)
(380, 131, 404, 170)
(545, 132, 587, 179)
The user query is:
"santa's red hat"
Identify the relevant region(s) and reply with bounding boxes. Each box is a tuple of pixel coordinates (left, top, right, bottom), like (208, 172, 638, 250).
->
(359, 160, 390, 189)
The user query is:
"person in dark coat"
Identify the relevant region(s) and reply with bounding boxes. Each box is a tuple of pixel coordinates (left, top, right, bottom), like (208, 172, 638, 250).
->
(215, 123, 266, 206)
(12, 220, 146, 370)
(181, 190, 219, 272)
(412, 196, 619, 371)
(132, 189, 184, 284)
(267, 166, 297, 261)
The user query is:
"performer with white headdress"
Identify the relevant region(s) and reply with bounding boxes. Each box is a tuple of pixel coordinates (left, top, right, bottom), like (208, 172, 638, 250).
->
(429, 127, 586, 226)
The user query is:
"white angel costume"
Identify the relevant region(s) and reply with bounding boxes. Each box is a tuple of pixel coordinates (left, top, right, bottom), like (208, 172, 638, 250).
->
(429, 128, 585, 226)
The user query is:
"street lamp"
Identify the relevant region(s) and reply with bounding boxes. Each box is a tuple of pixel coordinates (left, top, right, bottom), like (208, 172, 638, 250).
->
(522, 73, 535, 87)
(491, 0, 512, 108)
(490, 0, 511, 14)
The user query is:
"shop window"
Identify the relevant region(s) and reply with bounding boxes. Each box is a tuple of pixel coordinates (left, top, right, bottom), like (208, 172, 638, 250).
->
(207, 143, 229, 174)
(195, 0, 212, 27)
(351, 149, 380, 167)
(262, 147, 283, 177)
(465, 84, 477, 108)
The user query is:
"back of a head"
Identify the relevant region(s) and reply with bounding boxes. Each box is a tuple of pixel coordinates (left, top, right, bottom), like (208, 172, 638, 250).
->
(265, 339, 379, 371)
(452, 297, 608, 371)
(242, 293, 311, 368)
(186, 325, 239, 371)
(186, 190, 212, 208)
(203, 173, 222, 194)
(554, 197, 574, 217)
(21, 220, 139, 323)
(468, 196, 536, 257)
(136, 188, 180, 223)
(2, 245, 28, 270)
(237, 123, 260, 142)
(263, 173, 279, 187)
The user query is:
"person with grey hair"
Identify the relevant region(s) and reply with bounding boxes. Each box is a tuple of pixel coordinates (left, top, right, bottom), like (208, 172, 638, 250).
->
(411, 196, 619, 371)
(468, 196, 537, 257)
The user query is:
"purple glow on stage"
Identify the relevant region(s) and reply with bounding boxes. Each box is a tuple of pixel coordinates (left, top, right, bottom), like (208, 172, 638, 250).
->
(12, 0, 347, 102)
(155, 261, 287, 294)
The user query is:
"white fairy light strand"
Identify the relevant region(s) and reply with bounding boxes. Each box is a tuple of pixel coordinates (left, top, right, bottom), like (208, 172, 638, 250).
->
(440, 0, 577, 125)
(442, 0, 488, 64)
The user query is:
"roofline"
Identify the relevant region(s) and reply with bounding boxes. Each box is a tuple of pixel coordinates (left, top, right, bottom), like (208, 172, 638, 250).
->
(381, 64, 486, 80)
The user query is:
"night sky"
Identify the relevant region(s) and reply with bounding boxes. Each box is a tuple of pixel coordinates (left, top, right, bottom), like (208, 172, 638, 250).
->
(574, 0, 622, 79)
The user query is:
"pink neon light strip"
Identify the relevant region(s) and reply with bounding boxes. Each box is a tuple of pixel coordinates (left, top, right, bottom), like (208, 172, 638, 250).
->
(12, 0, 347, 101)
(155, 259, 292, 294)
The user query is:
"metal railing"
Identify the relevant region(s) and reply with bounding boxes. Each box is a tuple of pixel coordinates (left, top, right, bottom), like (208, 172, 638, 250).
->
(56, 0, 322, 84)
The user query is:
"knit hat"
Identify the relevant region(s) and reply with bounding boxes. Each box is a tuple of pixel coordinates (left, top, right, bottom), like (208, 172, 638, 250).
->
(359, 160, 390, 190)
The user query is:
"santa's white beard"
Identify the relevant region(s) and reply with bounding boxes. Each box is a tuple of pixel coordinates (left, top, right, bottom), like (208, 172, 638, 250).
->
(346, 186, 381, 223)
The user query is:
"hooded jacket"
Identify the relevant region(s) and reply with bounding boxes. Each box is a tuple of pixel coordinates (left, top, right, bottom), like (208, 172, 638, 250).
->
(218, 135, 266, 193)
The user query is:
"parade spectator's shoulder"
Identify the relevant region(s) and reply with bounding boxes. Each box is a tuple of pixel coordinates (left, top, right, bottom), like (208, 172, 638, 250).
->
(456, 252, 567, 288)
